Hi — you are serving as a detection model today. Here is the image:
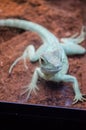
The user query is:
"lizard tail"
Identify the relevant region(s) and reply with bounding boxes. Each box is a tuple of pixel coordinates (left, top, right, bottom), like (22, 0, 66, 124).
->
(0, 19, 57, 43)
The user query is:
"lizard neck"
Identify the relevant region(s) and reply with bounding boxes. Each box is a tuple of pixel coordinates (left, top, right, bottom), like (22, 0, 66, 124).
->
(43, 72, 55, 81)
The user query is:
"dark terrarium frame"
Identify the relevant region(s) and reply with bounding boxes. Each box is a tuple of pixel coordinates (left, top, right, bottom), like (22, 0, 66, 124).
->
(0, 101, 86, 127)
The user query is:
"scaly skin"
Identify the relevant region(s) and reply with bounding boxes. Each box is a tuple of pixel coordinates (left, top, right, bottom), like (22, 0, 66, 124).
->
(0, 19, 86, 104)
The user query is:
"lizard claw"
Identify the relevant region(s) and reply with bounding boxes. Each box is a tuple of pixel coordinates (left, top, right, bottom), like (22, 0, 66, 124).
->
(21, 83, 39, 100)
(72, 94, 86, 104)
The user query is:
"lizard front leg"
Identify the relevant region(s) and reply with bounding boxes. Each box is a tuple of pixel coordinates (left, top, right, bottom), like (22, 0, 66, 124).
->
(49, 53, 86, 104)
(21, 67, 44, 100)
(9, 44, 46, 74)
(51, 74, 86, 104)
(9, 45, 36, 74)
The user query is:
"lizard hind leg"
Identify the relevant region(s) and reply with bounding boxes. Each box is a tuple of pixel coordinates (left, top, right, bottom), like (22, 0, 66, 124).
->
(62, 43, 86, 55)
(73, 26, 86, 44)
(69, 43, 86, 55)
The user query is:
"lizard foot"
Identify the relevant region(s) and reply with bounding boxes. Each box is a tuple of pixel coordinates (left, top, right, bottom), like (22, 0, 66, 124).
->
(21, 83, 39, 100)
(72, 94, 86, 104)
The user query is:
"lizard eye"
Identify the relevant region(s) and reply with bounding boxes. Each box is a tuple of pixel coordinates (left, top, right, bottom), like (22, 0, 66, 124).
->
(41, 58, 45, 64)
(39, 57, 46, 65)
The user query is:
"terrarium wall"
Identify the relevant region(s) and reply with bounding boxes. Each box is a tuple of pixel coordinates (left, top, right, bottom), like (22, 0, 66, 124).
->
(0, 0, 86, 109)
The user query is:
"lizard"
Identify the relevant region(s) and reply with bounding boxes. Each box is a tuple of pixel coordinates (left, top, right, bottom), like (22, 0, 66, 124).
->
(0, 19, 86, 104)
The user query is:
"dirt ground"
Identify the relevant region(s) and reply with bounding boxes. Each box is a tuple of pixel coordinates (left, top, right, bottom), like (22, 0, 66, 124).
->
(0, 0, 86, 109)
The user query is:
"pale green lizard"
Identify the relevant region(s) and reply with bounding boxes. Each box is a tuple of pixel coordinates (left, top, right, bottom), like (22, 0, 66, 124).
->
(0, 19, 86, 104)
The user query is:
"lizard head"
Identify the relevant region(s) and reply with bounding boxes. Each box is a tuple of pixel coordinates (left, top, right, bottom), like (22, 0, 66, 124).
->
(39, 50, 62, 75)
